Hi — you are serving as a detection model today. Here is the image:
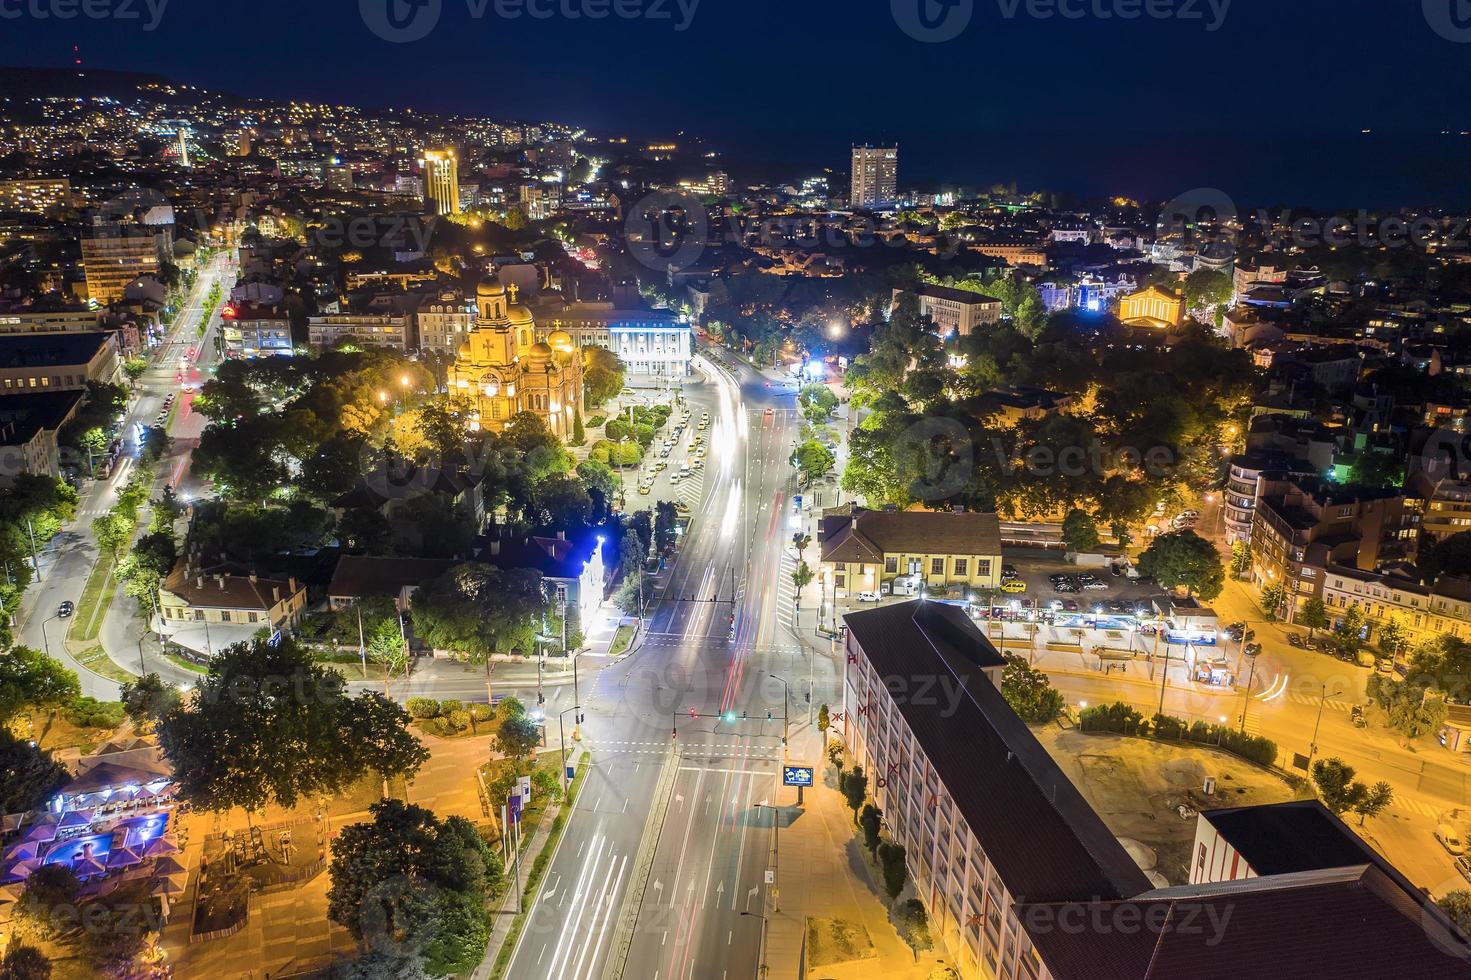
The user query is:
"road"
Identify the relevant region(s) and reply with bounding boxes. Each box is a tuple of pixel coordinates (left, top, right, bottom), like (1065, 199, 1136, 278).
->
(14, 252, 234, 697)
(503, 352, 817, 980)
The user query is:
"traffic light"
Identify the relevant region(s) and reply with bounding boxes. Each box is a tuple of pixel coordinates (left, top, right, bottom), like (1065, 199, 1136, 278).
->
(724, 711, 736, 723)
(741, 710, 748, 721)
(689, 707, 698, 718)
(766, 710, 772, 722)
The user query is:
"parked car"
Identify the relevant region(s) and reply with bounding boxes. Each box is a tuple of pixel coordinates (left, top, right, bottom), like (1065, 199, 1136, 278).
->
(1001, 564, 1019, 581)
(1436, 825, 1468, 856)
(1083, 579, 1109, 591)
(1000, 580, 1028, 594)
(1060, 599, 1079, 612)
(1286, 633, 1305, 647)
(1457, 856, 1471, 884)
(856, 591, 881, 603)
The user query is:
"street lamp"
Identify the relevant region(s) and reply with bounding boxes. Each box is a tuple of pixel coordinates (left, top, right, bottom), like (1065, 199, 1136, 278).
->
(767, 674, 789, 747)
(1308, 685, 1343, 764)
(558, 704, 583, 792)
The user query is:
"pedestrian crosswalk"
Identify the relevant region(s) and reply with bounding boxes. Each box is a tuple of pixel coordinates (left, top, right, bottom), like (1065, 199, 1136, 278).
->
(1391, 794, 1442, 820)
(591, 738, 783, 762)
(775, 550, 799, 635)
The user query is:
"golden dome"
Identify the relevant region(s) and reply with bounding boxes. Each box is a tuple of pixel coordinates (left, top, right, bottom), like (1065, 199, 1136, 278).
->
(477, 279, 506, 298)
(528, 341, 553, 361)
(547, 329, 575, 353)
(507, 303, 534, 323)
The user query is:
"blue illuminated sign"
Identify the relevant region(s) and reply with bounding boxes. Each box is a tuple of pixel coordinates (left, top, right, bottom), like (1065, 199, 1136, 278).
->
(783, 766, 814, 787)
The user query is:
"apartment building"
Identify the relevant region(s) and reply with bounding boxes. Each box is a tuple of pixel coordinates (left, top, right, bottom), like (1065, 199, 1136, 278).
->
(850, 145, 898, 207)
(841, 601, 1150, 980)
(1421, 478, 1471, 545)
(532, 300, 692, 378)
(1220, 452, 1318, 545)
(0, 178, 73, 213)
(842, 603, 1471, 979)
(221, 303, 293, 358)
(819, 508, 1003, 598)
(1248, 481, 1410, 622)
(415, 291, 476, 355)
(307, 313, 413, 351)
(1321, 564, 1471, 645)
(0, 332, 121, 394)
(81, 227, 162, 305)
(894, 285, 1003, 338)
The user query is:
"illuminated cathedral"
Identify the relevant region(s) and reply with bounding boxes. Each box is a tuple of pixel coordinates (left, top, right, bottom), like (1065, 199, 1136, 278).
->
(448, 279, 584, 439)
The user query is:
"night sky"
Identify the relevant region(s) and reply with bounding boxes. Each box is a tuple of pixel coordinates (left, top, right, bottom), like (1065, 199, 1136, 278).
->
(3, 0, 1470, 206)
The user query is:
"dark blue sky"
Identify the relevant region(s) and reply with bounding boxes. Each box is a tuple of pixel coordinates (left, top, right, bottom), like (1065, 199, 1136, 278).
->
(4, 1, 1470, 206)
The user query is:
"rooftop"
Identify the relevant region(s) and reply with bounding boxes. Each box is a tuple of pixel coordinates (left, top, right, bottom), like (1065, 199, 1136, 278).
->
(821, 508, 1001, 565)
(844, 600, 1149, 904)
(0, 331, 111, 369)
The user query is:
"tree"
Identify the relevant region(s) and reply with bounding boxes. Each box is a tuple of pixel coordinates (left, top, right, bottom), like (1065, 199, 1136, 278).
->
(1376, 618, 1409, 660)
(349, 692, 431, 794)
(1258, 581, 1288, 621)
(876, 841, 908, 901)
(582, 346, 626, 408)
(1366, 674, 1447, 739)
(0, 647, 80, 725)
(156, 637, 382, 819)
(1060, 508, 1101, 554)
(859, 803, 882, 854)
(792, 532, 811, 561)
(14, 865, 81, 944)
(0, 943, 51, 980)
(817, 703, 830, 734)
(1420, 530, 1471, 583)
(1229, 540, 1251, 578)
(791, 561, 814, 608)
(327, 799, 500, 976)
(1135, 530, 1225, 600)
(91, 511, 133, 567)
(119, 673, 180, 733)
(1310, 757, 1392, 823)
(411, 564, 548, 660)
(1437, 890, 1471, 940)
(1000, 655, 1066, 724)
(0, 728, 69, 814)
(793, 440, 836, 484)
(570, 407, 586, 447)
(493, 714, 541, 765)
(895, 899, 933, 961)
(1331, 607, 1366, 659)
(1299, 597, 1328, 638)
(840, 765, 867, 821)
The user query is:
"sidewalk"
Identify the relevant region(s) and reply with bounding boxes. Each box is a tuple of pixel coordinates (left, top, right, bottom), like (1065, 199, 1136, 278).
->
(761, 766, 948, 980)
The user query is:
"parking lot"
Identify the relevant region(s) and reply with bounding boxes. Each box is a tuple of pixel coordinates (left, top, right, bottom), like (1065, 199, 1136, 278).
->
(999, 557, 1165, 617)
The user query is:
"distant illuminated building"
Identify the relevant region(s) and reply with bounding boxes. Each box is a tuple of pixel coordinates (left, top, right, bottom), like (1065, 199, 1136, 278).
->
(176, 128, 190, 168)
(1118, 285, 1184, 329)
(448, 280, 583, 439)
(422, 148, 461, 215)
(850, 145, 897, 207)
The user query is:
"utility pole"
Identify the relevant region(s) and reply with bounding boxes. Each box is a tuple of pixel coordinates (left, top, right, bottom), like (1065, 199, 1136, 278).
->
(1157, 637, 1172, 719)
(1309, 684, 1341, 764)
(1238, 651, 1258, 732)
(356, 604, 368, 680)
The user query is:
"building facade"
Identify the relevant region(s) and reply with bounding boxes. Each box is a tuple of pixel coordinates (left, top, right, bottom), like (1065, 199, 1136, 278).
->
(0, 332, 121, 394)
(448, 280, 584, 439)
(81, 228, 161, 305)
(307, 314, 412, 351)
(416, 291, 477, 355)
(533, 300, 692, 378)
(422, 148, 461, 216)
(850, 145, 898, 207)
(0, 178, 72, 213)
(1117, 285, 1184, 329)
(819, 508, 1004, 598)
(221, 304, 293, 358)
(896, 285, 1003, 338)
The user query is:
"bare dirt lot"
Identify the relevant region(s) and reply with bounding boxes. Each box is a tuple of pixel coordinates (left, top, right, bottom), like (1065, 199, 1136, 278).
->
(1035, 725, 1299, 884)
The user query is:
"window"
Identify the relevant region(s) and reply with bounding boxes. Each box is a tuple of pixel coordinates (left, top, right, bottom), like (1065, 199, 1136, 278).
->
(953, 558, 968, 576)
(835, 574, 846, 589)
(249, 612, 259, 624)
(884, 556, 898, 574)
(931, 557, 944, 575)
(979, 559, 991, 577)
(220, 611, 232, 623)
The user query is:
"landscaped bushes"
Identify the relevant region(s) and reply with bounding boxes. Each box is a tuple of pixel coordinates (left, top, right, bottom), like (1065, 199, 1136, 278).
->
(405, 698, 488, 736)
(1079, 701, 1278, 767)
